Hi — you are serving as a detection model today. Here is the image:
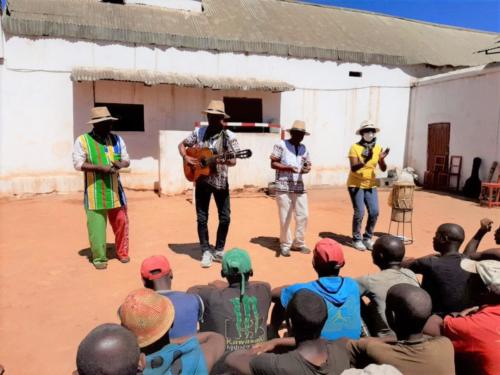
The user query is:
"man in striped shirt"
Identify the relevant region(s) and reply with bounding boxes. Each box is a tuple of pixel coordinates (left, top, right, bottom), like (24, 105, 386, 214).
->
(73, 106, 130, 269)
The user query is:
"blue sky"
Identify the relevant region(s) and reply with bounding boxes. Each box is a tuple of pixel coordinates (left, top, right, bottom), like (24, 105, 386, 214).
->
(305, 0, 500, 33)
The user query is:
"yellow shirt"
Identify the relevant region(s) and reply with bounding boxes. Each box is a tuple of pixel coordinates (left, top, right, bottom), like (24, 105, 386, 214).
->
(347, 143, 382, 189)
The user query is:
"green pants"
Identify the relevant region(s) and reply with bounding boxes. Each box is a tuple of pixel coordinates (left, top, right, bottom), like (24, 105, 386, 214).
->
(86, 206, 129, 265)
(86, 209, 108, 265)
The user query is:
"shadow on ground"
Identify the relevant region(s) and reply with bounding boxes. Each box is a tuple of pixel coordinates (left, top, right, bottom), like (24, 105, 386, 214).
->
(168, 243, 202, 261)
(78, 243, 117, 263)
(250, 236, 281, 257)
(318, 232, 355, 249)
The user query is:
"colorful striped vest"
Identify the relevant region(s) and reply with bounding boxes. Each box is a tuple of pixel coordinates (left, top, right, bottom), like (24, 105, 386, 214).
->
(79, 133, 127, 210)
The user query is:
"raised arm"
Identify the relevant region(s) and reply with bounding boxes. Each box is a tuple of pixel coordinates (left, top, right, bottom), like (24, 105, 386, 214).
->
(378, 148, 389, 172)
(463, 218, 493, 257)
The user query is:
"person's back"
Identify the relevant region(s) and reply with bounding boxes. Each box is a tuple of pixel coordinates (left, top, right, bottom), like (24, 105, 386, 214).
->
(143, 336, 206, 375)
(192, 280, 271, 350)
(119, 288, 225, 375)
(357, 268, 419, 335)
(408, 223, 473, 314)
(357, 236, 419, 336)
(282, 276, 361, 340)
(141, 255, 203, 340)
(188, 248, 272, 351)
(157, 291, 203, 339)
(412, 252, 471, 313)
(226, 290, 351, 375)
(348, 284, 455, 375)
(251, 339, 350, 375)
(442, 259, 500, 375)
(348, 335, 454, 375)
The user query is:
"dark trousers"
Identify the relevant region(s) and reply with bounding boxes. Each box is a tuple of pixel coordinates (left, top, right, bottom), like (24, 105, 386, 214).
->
(195, 180, 231, 252)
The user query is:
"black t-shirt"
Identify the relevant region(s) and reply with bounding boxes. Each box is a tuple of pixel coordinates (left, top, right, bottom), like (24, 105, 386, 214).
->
(409, 253, 473, 314)
(188, 281, 272, 351)
(250, 340, 351, 375)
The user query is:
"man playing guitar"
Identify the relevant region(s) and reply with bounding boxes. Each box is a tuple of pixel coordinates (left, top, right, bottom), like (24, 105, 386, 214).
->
(179, 100, 240, 268)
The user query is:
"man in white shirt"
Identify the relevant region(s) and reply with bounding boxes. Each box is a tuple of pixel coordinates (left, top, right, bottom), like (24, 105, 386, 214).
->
(270, 120, 311, 257)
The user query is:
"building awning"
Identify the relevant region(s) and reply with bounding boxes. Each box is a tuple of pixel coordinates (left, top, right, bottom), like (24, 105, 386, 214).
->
(70, 67, 295, 92)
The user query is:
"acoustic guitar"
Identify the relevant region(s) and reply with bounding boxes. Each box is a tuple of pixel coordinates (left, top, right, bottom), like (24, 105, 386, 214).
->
(183, 147, 252, 182)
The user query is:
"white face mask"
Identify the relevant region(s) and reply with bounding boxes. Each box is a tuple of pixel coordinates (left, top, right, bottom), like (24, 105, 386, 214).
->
(362, 132, 376, 142)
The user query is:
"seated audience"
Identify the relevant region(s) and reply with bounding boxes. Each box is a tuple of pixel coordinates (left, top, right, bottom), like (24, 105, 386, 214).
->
(271, 238, 361, 340)
(356, 235, 419, 337)
(188, 248, 272, 351)
(348, 284, 455, 375)
(141, 255, 204, 339)
(225, 290, 351, 375)
(424, 259, 500, 375)
(119, 288, 225, 374)
(404, 223, 474, 314)
(75, 323, 143, 375)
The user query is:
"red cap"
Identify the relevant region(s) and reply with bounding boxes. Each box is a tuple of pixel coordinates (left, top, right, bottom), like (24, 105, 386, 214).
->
(313, 238, 345, 267)
(140, 255, 172, 281)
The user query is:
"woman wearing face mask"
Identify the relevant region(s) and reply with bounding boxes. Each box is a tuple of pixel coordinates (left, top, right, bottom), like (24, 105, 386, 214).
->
(347, 120, 390, 251)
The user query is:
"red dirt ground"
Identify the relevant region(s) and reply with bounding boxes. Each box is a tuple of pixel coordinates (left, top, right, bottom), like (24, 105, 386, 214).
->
(0, 188, 497, 374)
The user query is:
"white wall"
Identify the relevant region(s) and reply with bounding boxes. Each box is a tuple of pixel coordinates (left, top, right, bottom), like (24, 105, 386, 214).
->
(0, 34, 417, 195)
(406, 65, 500, 187)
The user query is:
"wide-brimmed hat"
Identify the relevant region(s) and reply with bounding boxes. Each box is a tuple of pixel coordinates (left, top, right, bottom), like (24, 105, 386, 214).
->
(118, 288, 175, 348)
(287, 120, 310, 135)
(356, 120, 380, 135)
(461, 259, 500, 294)
(87, 106, 118, 125)
(202, 100, 230, 119)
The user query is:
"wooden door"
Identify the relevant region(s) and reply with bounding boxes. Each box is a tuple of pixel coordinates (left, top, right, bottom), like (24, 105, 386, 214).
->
(427, 123, 450, 171)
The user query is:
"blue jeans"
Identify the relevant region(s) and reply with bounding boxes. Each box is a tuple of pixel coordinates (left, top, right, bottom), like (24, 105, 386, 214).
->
(348, 187, 379, 241)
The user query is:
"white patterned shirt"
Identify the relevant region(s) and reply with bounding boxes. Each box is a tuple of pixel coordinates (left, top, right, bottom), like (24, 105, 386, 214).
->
(271, 140, 311, 193)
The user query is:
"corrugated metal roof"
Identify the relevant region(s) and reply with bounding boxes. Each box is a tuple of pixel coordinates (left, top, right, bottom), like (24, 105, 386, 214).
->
(70, 66, 295, 92)
(3, 0, 499, 67)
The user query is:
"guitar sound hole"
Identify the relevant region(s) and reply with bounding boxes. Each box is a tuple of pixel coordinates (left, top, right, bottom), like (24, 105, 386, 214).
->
(200, 159, 207, 167)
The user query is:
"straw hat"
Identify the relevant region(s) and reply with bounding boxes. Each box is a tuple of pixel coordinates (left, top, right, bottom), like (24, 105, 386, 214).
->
(287, 120, 310, 135)
(87, 106, 118, 125)
(118, 288, 175, 348)
(356, 120, 380, 135)
(202, 100, 230, 119)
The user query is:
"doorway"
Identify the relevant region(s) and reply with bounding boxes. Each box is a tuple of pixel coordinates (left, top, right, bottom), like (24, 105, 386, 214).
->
(427, 123, 450, 171)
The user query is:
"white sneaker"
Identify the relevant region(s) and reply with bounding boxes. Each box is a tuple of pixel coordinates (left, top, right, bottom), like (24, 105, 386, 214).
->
(280, 247, 291, 257)
(201, 250, 214, 268)
(352, 240, 367, 251)
(213, 250, 224, 262)
(363, 239, 374, 251)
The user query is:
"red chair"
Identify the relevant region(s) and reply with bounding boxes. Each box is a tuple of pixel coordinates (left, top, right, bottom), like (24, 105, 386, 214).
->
(480, 176, 500, 208)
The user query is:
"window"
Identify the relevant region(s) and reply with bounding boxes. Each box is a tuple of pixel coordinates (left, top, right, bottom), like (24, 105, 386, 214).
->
(95, 103, 145, 132)
(223, 97, 263, 123)
(222, 97, 266, 133)
(349, 71, 362, 78)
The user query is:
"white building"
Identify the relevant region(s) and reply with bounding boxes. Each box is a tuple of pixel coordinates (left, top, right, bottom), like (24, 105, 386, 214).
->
(407, 63, 500, 188)
(0, 0, 497, 195)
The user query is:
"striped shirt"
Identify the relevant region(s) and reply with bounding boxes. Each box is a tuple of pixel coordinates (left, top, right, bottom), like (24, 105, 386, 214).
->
(73, 132, 129, 210)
